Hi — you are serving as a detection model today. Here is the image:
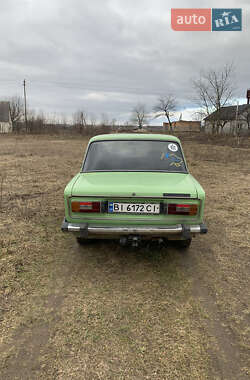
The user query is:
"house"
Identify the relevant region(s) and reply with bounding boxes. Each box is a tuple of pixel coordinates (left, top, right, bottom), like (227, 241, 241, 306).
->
(163, 120, 201, 132)
(204, 105, 250, 134)
(0, 101, 13, 133)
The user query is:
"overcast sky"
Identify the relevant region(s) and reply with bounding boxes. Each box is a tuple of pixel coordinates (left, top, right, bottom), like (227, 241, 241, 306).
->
(0, 0, 249, 124)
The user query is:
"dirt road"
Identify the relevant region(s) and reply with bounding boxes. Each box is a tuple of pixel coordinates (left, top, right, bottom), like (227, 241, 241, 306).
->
(0, 134, 249, 379)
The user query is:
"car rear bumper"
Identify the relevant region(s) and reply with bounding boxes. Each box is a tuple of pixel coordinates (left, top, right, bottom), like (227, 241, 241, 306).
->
(61, 219, 208, 239)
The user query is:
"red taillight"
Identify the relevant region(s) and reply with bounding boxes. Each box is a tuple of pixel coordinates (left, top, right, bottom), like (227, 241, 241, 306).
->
(71, 201, 101, 213)
(168, 204, 198, 215)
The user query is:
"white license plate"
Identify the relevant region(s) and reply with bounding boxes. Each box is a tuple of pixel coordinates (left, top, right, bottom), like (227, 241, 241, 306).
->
(108, 202, 160, 214)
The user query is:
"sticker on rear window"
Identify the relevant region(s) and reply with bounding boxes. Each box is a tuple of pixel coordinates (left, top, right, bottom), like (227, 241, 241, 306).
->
(168, 143, 178, 152)
(169, 153, 183, 167)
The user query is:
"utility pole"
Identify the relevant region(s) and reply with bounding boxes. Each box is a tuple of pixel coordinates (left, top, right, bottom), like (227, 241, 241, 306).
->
(23, 79, 28, 132)
(247, 89, 250, 105)
(235, 101, 239, 128)
(235, 101, 240, 145)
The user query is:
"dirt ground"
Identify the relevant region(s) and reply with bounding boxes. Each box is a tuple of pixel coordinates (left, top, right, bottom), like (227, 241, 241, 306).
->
(0, 133, 249, 380)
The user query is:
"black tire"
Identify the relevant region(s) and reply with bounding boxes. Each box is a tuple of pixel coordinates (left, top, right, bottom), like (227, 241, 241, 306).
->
(176, 238, 192, 249)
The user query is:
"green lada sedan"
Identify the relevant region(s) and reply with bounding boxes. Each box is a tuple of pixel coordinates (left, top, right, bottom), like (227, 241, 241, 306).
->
(61, 133, 207, 248)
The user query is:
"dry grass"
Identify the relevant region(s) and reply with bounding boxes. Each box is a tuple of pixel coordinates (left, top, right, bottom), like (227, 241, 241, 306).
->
(0, 134, 249, 379)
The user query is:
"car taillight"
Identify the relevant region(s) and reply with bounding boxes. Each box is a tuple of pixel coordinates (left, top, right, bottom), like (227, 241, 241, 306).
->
(71, 201, 101, 213)
(168, 204, 198, 215)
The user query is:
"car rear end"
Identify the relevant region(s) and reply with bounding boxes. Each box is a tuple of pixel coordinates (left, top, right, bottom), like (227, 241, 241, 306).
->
(62, 184, 207, 241)
(61, 134, 207, 244)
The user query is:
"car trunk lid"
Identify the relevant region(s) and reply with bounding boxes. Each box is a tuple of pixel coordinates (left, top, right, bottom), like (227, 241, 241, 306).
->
(71, 172, 198, 198)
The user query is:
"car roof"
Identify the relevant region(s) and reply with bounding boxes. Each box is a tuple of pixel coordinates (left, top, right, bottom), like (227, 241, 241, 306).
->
(89, 133, 181, 143)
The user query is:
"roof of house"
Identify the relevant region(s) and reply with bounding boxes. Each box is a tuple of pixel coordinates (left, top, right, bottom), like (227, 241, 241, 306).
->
(204, 104, 250, 122)
(0, 101, 10, 122)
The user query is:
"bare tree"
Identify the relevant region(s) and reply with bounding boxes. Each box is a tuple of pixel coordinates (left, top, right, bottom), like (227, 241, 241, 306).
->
(100, 113, 110, 127)
(27, 109, 46, 133)
(131, 103, 148, 129)
(73, 110, 88, 133)
(111, 118, 117, 130)
(193, 63, 235, 134)
(153, 95, 177, 131)
(241, 107, 250, 130)
(61, 113, 68, 128)
(9, 96, 24, 132)
(89, 113, 96, 128)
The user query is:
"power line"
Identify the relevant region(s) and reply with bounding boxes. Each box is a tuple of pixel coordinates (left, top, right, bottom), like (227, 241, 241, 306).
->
(31, 80, 162, 96)
(0, 77, 169, 96)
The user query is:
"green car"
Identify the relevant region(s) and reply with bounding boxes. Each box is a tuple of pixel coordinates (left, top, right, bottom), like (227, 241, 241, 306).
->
(62, 133, 207, 248)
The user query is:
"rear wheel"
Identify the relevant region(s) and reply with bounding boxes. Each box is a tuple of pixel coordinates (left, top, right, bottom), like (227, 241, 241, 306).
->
(176, 238, 192, 249)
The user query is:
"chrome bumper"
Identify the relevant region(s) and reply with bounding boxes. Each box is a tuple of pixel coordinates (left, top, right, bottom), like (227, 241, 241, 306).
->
(61, 219, 207, 238)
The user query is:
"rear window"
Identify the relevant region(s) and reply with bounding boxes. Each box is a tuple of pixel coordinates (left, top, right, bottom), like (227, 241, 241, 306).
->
(83, 140, 187, 173)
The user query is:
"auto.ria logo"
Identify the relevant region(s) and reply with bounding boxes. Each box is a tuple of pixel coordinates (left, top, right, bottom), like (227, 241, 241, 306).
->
(212, 9, 242, 31)
(171, 8, 242, 31)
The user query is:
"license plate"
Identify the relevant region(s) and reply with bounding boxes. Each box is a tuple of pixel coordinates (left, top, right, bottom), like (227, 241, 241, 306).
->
(108, 202, 160, 214)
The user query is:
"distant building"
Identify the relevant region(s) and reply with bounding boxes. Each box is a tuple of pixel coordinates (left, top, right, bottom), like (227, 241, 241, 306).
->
(163, 120, 201, 132)
(0, 101, 13, 133)
(204, 105, 250, 134)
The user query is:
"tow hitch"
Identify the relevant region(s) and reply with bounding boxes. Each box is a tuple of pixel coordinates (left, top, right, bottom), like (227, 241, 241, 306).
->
(119, 236, 165, 248)
(120, 235, 141, 247)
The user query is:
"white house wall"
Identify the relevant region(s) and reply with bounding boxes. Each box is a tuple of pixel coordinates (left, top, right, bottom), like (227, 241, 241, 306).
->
(0, 122, 12, 133)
